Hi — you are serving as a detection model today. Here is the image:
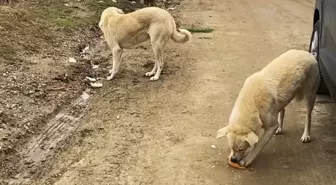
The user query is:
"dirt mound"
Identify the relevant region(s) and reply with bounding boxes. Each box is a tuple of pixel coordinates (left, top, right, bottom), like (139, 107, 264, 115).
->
(0, 0, 143, 180)
(0, 0, 180, 183)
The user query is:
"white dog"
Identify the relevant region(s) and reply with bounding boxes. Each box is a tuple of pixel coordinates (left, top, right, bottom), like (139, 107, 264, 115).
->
(216, 50, 320, 167)
(98, 7, 192, 81)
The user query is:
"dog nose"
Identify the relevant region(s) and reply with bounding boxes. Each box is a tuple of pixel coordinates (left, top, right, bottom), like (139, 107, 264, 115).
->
(230, 156, 238, 163)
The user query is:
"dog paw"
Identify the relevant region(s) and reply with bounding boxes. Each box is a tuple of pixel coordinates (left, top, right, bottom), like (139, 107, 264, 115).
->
(145, 72, 155, 77)
(275, 127, 283, 135)
(300, 134, 311, 143)
(150, 76, 159, 81)
(238, 159, 248, 167)
(107, 74, 114, 81)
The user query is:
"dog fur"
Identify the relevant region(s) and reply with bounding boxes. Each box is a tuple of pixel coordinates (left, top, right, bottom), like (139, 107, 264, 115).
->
(98, 7, 192, 81)
(216, 49, 320, 167)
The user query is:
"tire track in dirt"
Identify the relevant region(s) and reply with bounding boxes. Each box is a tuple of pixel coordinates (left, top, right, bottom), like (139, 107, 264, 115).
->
(8, 90, 91, 185)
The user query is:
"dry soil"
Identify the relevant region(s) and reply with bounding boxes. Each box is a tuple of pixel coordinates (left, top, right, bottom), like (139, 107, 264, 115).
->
(3, 0, 336, 185)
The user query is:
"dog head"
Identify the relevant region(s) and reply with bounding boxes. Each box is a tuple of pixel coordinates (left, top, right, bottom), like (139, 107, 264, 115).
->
(98, 7, 124, 30)
(104, 7, 125, 14)
(216, 126, 259, 163)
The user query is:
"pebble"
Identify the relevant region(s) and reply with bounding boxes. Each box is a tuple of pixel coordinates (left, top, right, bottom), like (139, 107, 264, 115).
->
(90, 82, 103, 88)
(68, 57, 77, 63)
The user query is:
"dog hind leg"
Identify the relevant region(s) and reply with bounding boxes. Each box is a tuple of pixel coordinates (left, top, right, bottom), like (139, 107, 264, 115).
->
(149, 34, 169, 81)
(300, 67, 319, 143)
(145, 59, 157, 77)
(150, 45, 162, 81)
(300, 93, 315, 143)
(300, 83, 319, 142)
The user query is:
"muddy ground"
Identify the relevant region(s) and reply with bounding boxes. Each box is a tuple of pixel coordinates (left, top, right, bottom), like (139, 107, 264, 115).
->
(2, 0, 336, 184)
(0, 0, 171, 182)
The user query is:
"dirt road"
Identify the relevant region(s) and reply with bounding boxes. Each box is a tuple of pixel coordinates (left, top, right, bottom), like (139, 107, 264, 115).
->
(8, 0, 336, 184)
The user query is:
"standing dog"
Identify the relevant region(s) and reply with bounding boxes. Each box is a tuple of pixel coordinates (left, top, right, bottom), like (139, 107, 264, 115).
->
(216, 50, 320, 167)
(98, 7, 192, 81)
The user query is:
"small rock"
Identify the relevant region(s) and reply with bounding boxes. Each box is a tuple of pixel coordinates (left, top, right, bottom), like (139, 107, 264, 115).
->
(24, 159, 34, 165)
(92, 65, 99, 69)
(7, 104, 16, 109)
(198, 36, 213, 40)
(82, 55, 90, 61)
(68, 57, 77, 63)
(90, 82, 103, 88)
(64, 3, 70, 7)
(283, 165, 289, 169)
(117, 114, 120, 119)
(81, 45, 90, 54)
(31, 60, 38, 64)
(167, 6, 177, 11)
(112, 0, 117, 2)
(85, 77, 97, 82)
(211, 145, 217, 149)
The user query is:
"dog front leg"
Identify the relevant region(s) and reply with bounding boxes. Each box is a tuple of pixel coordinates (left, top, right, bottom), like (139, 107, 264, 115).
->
(239, 124, 278, 167)
(107, 46, 123, 80)
(275, 109, 285, 135)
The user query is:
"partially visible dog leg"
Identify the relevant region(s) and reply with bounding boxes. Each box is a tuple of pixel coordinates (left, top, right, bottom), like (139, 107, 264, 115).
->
(149, 34, 169, 81)
(275, 109, 285, 135)
(300, 94, 316, 143)
(239, 122, 278, 167)
(150, 43, 163, 81)
(107, 46, 123, 80)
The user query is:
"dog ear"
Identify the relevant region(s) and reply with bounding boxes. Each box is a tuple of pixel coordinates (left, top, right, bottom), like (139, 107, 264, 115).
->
(245, 131, 259, 147)
(98, 20, 103, 29)
(216, 126, 230, 139)
(98, 12, 108, 29)
(117, 9, 124, 14)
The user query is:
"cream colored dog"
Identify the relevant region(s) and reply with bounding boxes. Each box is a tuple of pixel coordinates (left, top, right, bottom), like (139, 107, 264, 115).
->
(216, 50, 320, 167)
(98, 7, 192, 81)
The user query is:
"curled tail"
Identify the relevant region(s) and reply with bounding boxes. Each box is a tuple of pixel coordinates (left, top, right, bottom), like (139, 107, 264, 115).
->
(171, 28, 192, 43)
(171, 18, 192, 43)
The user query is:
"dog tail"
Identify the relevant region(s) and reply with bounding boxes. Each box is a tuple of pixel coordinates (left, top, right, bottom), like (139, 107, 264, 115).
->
(171, 19, 192, 43)
(171, 28, 192, 43)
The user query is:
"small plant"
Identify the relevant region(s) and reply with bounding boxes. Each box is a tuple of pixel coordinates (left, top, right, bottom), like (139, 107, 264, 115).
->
(186, 27, 214, 33)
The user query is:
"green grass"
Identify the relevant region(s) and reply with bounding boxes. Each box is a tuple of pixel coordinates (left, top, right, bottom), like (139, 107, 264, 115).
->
(0, 0, 141, 63)
(28, 0, 141, 30)
(186, 27, 214, 33)
(31, 6, 84, 29)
